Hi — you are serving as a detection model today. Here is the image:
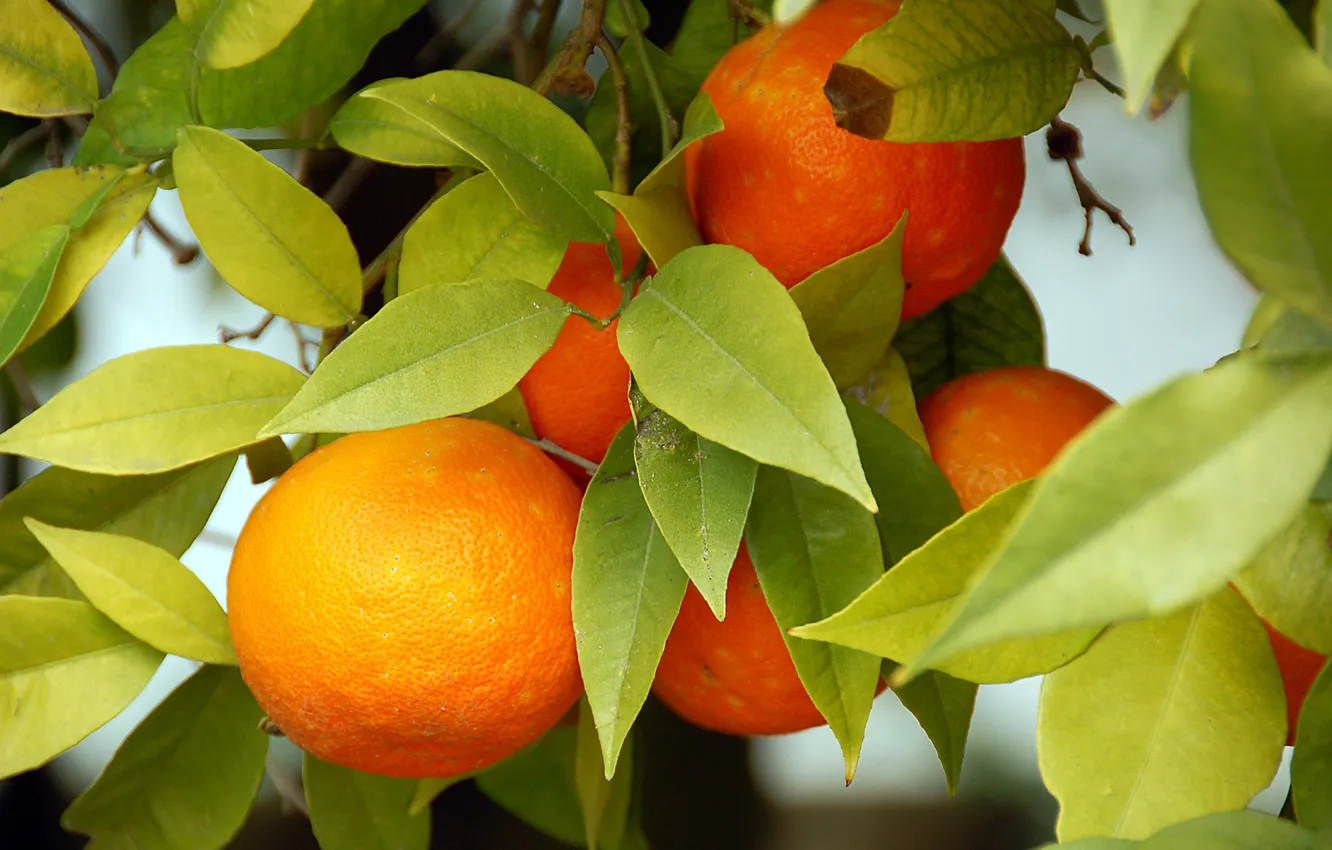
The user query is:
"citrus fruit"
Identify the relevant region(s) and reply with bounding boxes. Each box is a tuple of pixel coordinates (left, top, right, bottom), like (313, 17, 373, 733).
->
(918, 366, 1114, 511)
(685, 0, 1026, 320)
(519, 217, 643, 477)
(1262, 619, 1327, 746)
(227, 417, 584, 778)
(653, 546, 838, 736)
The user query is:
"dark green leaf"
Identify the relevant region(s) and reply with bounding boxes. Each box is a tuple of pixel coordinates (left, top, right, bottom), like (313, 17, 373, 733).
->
(670, 0, 749, 88)
(1294, 662, 1332, 830)
(304, 755, 429, 850)
(746, 466, 884, 781)
(96, 19, 193, 155)
(890, 663, 976, 795)
(575, 698, 634, 849)
(62, 666, 268, 850)
(477, 728, 584, 846)
(244, 435, 292, 484)
(0, 224, 68, 369)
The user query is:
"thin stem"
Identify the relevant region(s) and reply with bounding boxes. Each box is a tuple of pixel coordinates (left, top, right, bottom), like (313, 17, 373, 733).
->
(289, 321, 317, 373)
(1046, 117, 1134, 256)
(220, 313, 276, 344)
(4, 360, 40, 412)
(322, 157, 376, 211)
(532, 0, 607, 96)
(43, 120, 63, 169)
(527, 437, 600, 476)
(0, 123, 50, 174)
(508, 0, 538, 84)
(596, 34, 632, 195)
(598, 249, 648, 329)
(529, 0, 563, 74)
(142, 210, 200, 265)
(619, 0, 678, 153)
(49, 0, 118, 89)
(728, 0, 770, 29)
(1074, 35, 1125, 98)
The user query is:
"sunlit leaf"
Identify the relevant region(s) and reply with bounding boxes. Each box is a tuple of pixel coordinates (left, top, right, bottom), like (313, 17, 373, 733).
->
(96, 19, 194, 154)
(746, 466, 884, 781)
(0, 225, 69, 369)
(0, 597, 164, 779)
(178, 0, 317, 69)
(1038, 589, 1285, 841)
(262, 279, 566, 435)
(597, 189, 700, 271)
(399, 172, 566, 295)
(573, 425, 687, 777)
(330, 79, 481, 168)
(26, 521, 235, 665)
(618, 245, 874, 511)
(0, 0, 98, 116)
(1190, 0, 1332, 325)
(827, 0, 1078, 142)
(1138, 812, 1317, 850)
(637, 91, 724, 195)
(1104, 0, 1202, 114)
(304, 755, 429, 850)
(1234, 504, 1332, 655)
(62, 665, 268, 850)
(905, 353, 1332, 679)
(0, 344, 305, 474)
(174, 126, 362, 327)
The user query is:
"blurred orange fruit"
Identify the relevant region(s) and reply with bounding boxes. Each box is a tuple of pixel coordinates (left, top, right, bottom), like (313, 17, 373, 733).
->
(685, 0, 1026, 320)
(1262, 619, 1327, 746)
(227, 417, 584, 778)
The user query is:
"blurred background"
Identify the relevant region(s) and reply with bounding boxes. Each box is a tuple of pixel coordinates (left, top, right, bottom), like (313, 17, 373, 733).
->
(0, 0, 1285, 847)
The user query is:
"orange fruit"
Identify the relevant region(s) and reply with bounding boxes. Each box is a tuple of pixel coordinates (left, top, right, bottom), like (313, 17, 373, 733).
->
(1262, 620, 1327, 746)
(519, 217, 643, 478)
(227, 417, 584, 778)
(918, 366, 1114, 511)
(654, 546, 857, 736)
(685, 0, 1026, 320)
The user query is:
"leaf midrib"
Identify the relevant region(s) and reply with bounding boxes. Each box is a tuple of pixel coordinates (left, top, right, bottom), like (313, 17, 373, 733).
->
(1, 394, 295, 446)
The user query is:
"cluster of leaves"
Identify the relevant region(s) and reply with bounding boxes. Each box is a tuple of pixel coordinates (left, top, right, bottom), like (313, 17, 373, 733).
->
(0, 0, 1330, 848)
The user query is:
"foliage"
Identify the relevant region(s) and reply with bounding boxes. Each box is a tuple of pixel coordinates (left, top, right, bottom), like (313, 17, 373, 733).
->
(0, 0, 1329, 846)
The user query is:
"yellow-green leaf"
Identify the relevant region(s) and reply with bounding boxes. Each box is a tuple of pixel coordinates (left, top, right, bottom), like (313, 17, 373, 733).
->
(304, 755, 429, 850)
(0, 596, 164, 779)
(1104, 0, 1202, 115)
(25, 521, 235, 665)
(794, 480, 1097, 684)
(0, 224, 69, 368)
(827, 0, 1078, 142)
(597, 188, 701, 271)
(843, 347, 928, 451)
(1234, 504, 1332, 655)
(638, 91, 723, 195)
(178, 0, 317, 69)
(1037, 589, 1285, 841)
(173, 125, 362, 326)
(1139, 812, 1318, 850)
(0, 0, 99, 116)
(330, 79, 481, 169)
(0, 344, 306, 474)
(399, 172, 566, 295)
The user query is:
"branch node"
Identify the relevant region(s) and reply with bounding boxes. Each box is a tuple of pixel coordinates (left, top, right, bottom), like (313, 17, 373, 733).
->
(1046, 117, 1135, 257)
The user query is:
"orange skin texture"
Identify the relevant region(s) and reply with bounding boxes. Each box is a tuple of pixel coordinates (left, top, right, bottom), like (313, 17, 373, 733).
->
(685, 0, 1026, 320)
(918, 366, 1115, 512)
(519, 217, 644, 478)
(227, 418, 584, 779)
(1262, 620, 1328, 746)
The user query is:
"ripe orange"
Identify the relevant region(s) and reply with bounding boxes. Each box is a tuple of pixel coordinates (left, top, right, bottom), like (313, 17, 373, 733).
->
(685, 0, 1026, 320)
(1262, 619, 1327, 746)
(519, 217, 643, 478)
(918, 366, 1114, 511)
(653, 546, 835, 736)
(227, 417, 584, 778)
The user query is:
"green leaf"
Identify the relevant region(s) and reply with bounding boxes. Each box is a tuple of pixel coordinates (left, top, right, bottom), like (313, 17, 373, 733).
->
(0, 166, 157, 350)
(1294, 663, 1332, 829)
(196, 0, 425, 129)
(0, 455, 234, 597)
(1139, 812, 1318, 850)
(476, 728, 584, 846)
(1234, 504, 1332, 655)
(1104, 0, 1202, 114)
(470, 386, 537, 440)
(399, 172, 566, 295)
(25, 521, 235, 665)
(1034, 841, 1138, 850)
(0, 344, 305, 474)
(745, 466, 884, 782)
(72, 119, 140, 167)
(1189, 0, 1332, 325)
(890, 664, 976, 795)
(826, 0, 1079, 142)
(794, 480, 1097, 684)
(906, 353, 1332, 678)
(244, 435, 292, 484)
(304, 755, 429, 850)
(893, 255, 1045, 399)
(173, 125, 362, 327)
(618, 244, 875, 511)
(1252, 301, 1332, 358)
(843, 345, 928, 448)
(1319, 0, 1330, 66)
(178, 0, 317, 69)
(0, 596, 164, 779)
(96, 18, 194, 154)
(0, 0, 98, 116)
(575, 698, 633, 850)
(669, 0, 748, 88)
(790, 213, 906, 388)
(637, 91, 724, 195)
(573, 425, 688, 777)
(360, 72, 613, 243)
(61, 665, 268, 850)
(605, 0, 651, 37)
(843, 400, 961, 566)
(329, 80, 480, 169)
(408, 776, 467, 816)
(0, 224, 69, 369)
(597, 188, 701, 271)
(261, 278, 566, 436)
(630, 390, 756, 619)
(1037, 589, 1286, 842)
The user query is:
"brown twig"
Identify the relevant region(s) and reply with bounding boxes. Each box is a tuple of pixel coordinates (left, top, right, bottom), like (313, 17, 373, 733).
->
(220, 313, 276, 344)
(0, 122, 49, 174)
(527, 437, 600, 475)
(508, 0, 539, 84)
(49, 0, 118, 89)
(289, 321, 317, 373)
(619, 0, 678, 153)
(528, 0, 563, 76)
(4, 360, 41, 413)
(43, 120, 64, 168)
(1046, 117, 1135, 257)
(1073, 35, 1124, 99)
(728, 0, 771, 29)
(532, 0, 606, 97)
(322, 157, 377, 211)
(141, 210, 201, 264)
(596, 34, 632, 195)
